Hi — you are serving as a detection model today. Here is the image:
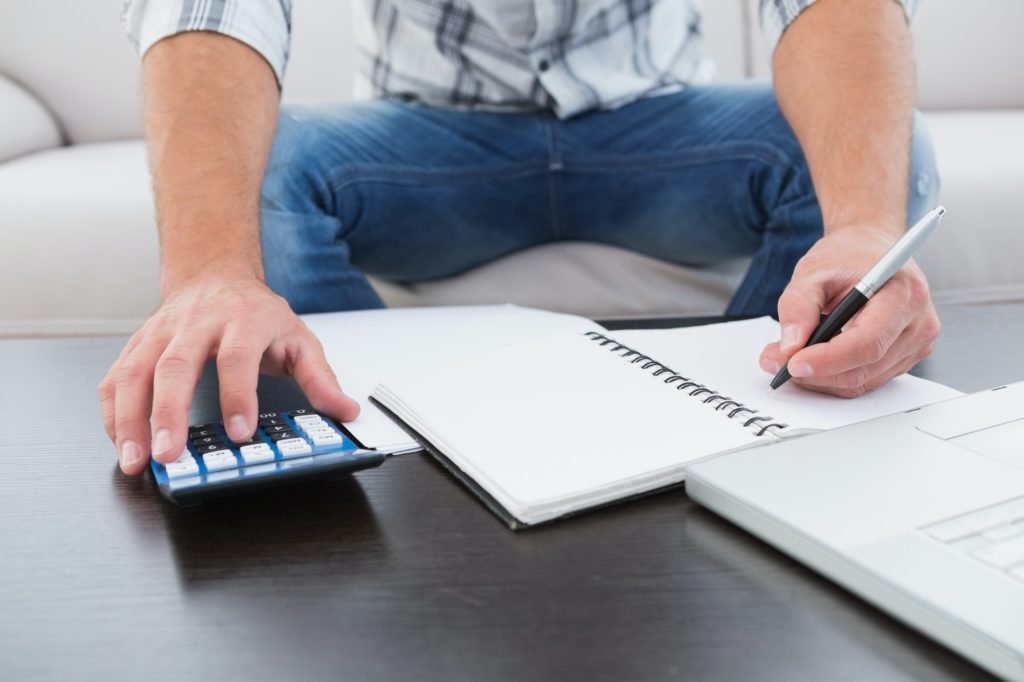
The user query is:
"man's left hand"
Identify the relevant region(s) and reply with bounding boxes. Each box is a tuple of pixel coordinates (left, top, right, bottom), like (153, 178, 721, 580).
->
(759, 226, 940, 398)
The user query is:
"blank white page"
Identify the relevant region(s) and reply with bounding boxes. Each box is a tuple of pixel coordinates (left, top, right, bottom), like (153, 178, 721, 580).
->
(613, 317, 963, 432)
(302, 305, 603, 450)
(374, 332, 760, 522)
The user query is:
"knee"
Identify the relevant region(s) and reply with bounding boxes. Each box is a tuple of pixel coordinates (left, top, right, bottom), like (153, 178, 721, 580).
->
(908, 111, 940, 222)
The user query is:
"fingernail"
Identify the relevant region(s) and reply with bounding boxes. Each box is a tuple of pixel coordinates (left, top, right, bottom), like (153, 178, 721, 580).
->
(120, 440, 142, 468)
(227, 414, 250, 441)
(760, 358, 780, 374)
(152, 429, 172, 458)
(781, 324, 800, 350)
(791, 362, 814, 378)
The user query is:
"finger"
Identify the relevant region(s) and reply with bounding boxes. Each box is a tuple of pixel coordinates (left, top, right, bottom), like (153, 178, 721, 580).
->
(99, 330, 147, 442)
(113, 336, 165, 475)
(149, 333, 214, 464)
(759, 341, 789, 376)
(793, 337, 929, 399)
(860, 343, 933, 393)
(286, 331, 361, 422)
(99, 376, 117, 442)
(776, 273, 830, 354)
(216, 328, 266, 442)
(794, 308, 938, 394)
(787, 285, 914, 379)
(791, 324, 918, 396)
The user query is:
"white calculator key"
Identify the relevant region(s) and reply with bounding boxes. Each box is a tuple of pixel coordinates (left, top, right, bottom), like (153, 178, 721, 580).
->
(172, 450, 194, 465)
(311, 431, 344, 446)
(165, 459, 200, 479)
(202, 451, 237, 471)
(294, 414, 326, 427)
(239, 443, 275, 464)
(304, 428, 340, 441)
(277, 438, 312, 458)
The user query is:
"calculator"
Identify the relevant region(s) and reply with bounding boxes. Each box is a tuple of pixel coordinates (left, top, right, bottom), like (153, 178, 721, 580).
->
(149, 409, 385, 505)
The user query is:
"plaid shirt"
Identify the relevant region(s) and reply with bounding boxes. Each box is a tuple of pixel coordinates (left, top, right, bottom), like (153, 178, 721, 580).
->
(122, 0, 917, 119)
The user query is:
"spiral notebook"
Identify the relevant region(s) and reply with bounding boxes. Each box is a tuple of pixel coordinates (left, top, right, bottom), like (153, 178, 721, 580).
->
(371, 317, 961, 528)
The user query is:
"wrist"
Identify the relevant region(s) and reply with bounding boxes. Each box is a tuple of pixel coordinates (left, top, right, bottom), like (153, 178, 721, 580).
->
(160, 257, 264, 298)
(824, 214, 905, 240)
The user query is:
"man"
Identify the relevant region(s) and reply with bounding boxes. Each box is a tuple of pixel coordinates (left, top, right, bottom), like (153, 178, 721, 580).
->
(104, 0, 940, 475)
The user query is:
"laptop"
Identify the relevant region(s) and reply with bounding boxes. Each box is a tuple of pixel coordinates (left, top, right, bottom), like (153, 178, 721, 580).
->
(685, 381, 1024, 681)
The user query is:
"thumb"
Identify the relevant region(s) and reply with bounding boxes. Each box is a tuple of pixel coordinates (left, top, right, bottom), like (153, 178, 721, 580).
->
(776, 275, 828, 355)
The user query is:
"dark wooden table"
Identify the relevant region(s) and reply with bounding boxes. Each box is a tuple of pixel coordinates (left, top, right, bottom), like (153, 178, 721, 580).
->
(2, 304, 1022, 681)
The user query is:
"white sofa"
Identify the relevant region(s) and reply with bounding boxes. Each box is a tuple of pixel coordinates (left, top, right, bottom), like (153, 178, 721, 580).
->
(2, 1, 1023, 336)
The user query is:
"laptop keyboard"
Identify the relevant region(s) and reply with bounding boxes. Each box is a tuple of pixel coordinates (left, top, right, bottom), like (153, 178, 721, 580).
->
(924, 495, 1024, 583)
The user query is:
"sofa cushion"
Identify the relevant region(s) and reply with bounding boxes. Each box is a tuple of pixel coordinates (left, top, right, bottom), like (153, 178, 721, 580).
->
(0, 1, 145, 145)
(373, 244, 743, 318)
(0, 141, 160, 335)
(0, 75, 62, 163)
(916, 111, 1024, 304)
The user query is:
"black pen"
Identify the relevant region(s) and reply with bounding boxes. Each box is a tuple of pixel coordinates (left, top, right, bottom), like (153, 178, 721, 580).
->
(769, 206, 947, 391)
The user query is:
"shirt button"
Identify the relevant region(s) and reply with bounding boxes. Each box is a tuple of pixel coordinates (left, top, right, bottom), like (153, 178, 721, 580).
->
(537, 59, 550, 72)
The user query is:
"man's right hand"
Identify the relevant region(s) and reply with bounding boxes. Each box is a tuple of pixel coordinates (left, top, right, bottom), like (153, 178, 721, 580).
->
(99, 274, 360, 475)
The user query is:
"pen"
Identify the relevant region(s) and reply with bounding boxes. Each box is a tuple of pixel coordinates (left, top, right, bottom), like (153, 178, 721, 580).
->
(769, 205, 947, 391)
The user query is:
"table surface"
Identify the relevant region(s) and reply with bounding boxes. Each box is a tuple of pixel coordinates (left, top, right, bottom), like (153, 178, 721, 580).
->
(3, 304, 1022, 681)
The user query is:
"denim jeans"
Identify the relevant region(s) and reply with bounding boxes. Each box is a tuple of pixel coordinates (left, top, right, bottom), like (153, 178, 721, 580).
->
(259, 82, 938, 316)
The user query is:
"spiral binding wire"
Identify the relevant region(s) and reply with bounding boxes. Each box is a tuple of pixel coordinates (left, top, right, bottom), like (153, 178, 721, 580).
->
(584, 331, 788, 438)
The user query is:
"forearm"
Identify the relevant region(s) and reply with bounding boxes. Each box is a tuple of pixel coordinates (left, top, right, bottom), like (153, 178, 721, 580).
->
(773, 0, 915, 237)
(141, 32, 279, 294)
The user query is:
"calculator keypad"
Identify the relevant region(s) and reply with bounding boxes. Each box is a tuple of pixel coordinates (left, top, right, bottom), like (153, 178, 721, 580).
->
(155, 412, 356, 484)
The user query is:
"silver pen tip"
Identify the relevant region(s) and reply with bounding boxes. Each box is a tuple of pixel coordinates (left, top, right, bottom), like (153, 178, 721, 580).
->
(767, 387, 775, 393)
(936, 205, 947, 217)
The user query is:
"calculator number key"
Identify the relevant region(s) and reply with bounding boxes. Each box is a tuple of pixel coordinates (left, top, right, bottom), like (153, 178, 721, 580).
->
(239, 442, 275, 465)
(277, 438, 312, 458)
(202, 450, 238, 472)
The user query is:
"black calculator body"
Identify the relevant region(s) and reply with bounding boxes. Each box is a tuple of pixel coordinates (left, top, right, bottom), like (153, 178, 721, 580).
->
(149, 409, 384, 506)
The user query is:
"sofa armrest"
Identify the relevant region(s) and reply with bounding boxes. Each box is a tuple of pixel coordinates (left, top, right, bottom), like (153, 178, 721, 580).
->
(0, 75, 62, 163)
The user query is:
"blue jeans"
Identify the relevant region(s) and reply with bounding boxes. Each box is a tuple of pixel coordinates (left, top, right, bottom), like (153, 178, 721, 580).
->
(260, 83, 938, 316)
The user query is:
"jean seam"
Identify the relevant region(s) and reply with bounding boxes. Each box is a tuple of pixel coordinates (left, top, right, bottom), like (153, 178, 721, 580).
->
(546, 121, 564, 239)
(324, 162, 550, 194)
(561, 143, 791, 174)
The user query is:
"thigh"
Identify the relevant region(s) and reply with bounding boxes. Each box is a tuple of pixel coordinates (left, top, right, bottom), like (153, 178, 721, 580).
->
(557, 83, 813, 265)
(261, 100, 556, 282)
